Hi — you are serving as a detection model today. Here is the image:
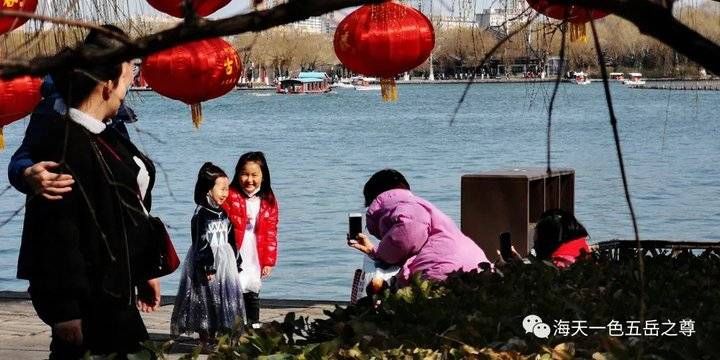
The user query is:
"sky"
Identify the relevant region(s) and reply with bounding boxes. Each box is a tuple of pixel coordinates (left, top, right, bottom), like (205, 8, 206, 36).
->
(127, 0, 715, 23)
(128, 0, 501, 19)
(32, 0, 719, 27)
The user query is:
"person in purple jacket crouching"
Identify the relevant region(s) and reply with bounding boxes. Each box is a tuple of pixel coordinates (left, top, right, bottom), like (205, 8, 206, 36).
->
(348, 169, 491, 287)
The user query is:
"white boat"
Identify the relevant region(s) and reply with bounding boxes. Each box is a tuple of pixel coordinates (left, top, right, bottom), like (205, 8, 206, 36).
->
(352, 76, 381, 91)
(331, 79, 355, 89)
(609, 72, 625, 81)
(623, 72, 646, 86)
(129, 85, 152, 92)
(571, 72, 591, 85)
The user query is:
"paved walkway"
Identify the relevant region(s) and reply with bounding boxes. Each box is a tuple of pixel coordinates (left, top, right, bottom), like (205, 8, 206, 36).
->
(0, 292, 345, 359)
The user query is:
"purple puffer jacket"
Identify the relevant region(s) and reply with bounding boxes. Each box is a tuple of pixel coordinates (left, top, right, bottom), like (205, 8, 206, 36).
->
(366, 189, 490, 286)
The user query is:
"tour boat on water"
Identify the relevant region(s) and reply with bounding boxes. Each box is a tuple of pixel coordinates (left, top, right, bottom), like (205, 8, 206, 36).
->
(276, 71, 332, 94)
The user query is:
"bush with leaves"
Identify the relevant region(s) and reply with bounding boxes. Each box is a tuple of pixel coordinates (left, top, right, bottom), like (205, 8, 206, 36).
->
(166, 251, 720, 359)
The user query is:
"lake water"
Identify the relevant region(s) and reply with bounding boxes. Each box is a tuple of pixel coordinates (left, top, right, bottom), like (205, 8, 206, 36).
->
(1, 83, 719, 300)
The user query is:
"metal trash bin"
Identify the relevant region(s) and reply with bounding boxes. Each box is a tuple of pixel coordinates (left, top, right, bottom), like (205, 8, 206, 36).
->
(461, 168, 575, 261)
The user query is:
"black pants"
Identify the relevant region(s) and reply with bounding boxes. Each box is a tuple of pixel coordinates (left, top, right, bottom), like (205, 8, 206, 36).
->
(33, 294, 148, 359)
(49, 329, 85, 360)
(243, 292, 260, 324)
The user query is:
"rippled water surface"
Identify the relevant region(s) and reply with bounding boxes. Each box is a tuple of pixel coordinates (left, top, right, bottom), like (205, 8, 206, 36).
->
(1, 83, 719, 300)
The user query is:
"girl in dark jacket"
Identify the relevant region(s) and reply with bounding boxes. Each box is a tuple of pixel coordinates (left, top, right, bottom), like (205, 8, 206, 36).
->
(171, 162, 245, 345)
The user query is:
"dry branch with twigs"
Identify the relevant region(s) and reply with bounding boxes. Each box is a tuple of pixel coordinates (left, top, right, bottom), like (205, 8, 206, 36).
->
(0, 0, 718, 79)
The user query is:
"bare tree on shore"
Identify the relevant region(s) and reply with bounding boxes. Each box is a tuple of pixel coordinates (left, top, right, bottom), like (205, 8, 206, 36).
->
(0, 0, 718, 79)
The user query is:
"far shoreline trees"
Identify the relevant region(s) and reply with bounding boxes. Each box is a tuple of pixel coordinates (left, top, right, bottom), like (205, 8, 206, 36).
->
(0, 0, 718, 80)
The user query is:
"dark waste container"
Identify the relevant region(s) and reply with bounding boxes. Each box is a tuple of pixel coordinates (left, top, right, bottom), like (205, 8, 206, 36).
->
(461, 168, 575, 261)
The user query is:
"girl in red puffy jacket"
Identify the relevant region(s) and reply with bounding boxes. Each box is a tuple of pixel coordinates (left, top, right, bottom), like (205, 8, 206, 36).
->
(222, 151, 279, 326)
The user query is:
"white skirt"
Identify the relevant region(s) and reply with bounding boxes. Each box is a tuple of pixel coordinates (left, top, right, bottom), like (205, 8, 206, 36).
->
(171, 241, 246, 336)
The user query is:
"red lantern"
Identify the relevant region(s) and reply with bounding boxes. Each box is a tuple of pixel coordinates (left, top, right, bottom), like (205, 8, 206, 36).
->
(526, 0, 607, 42)
(142, 38, 241, 127)
(0, 0, 38, 34)
(0, 76, 42, 149)
(334, 1, 434, 101)
(146, 0, 230, 18)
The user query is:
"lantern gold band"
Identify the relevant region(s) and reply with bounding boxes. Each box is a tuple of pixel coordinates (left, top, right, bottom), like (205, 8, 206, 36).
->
(190, 104, 203, 128)
(380, 78, 398, 102)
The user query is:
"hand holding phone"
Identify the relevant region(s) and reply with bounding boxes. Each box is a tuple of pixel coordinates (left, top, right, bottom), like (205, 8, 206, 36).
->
(348, 213, 362, 240)
(499, 232, 512, 261)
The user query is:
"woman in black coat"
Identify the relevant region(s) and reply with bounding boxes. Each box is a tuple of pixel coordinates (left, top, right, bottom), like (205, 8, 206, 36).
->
(17, 25, 165, 359)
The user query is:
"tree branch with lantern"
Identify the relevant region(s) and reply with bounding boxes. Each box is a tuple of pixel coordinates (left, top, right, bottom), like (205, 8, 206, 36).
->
(0, 0, 718, 80)
(538, 0, 720, 75)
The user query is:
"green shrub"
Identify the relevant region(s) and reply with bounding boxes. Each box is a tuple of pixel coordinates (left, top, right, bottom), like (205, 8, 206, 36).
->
(179, 251, 720, 359)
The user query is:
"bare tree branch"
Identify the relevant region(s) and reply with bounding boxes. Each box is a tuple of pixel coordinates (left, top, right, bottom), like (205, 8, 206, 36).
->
(0, 0, 384, 79)
(0, 9, 133, 46)
(449, 14, 540, 125)
(0, 0, 718, 78)
(544, 0, 720, 75)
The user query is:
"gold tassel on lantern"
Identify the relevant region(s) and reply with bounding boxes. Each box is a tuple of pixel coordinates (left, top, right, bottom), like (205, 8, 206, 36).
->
(190, 103, 203, 128)
(570, 23, 588, 43)
(380, 78, 398, 102)
(0, 127, 4, 150)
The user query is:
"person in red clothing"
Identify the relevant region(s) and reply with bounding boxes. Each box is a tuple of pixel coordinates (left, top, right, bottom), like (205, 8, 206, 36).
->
(533, 209, 591, 268)
(222, 151, 278, 325)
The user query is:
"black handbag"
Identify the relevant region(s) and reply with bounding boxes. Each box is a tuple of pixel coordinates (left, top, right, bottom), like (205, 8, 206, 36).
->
(92, 133, 180, 281)
(143, 216, 180, 280)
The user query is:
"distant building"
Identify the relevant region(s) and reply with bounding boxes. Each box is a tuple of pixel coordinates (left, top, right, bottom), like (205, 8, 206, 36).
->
(545, 56, 566, 76)
(435, 17, 477, 28)
(476, 0, 528, 30)
(323, 14, 339, 34)
(258, 0, 330, 34)
(257, 0, 284, 9)
(405, 0, 475, 23)
(405, 0, 433, 14)
(133, 15, 181, 27)
(290, 17, 324, 33)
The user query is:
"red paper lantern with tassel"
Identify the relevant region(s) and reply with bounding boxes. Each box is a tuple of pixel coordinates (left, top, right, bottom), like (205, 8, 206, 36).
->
(526, 0, 607, 42)
(0, 76, 42, 149)
(333, 1, 434, 102)
(0, 0, 38, 34)
(146, 0, 230, 18)
(142, 38, 241, 127)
